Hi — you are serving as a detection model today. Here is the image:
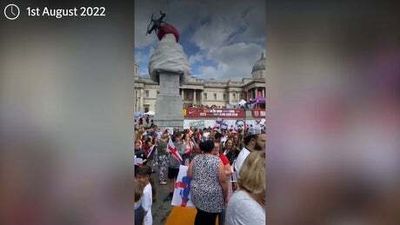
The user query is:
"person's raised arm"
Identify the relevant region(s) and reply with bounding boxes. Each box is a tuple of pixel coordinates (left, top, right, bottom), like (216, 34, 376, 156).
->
(218, 161, 229, 203)
(187, 160, 194, 178)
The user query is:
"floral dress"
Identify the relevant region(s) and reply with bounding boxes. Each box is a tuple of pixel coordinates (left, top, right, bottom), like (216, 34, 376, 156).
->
(190, 154, 224, 213)
(156, 140, 169, 182)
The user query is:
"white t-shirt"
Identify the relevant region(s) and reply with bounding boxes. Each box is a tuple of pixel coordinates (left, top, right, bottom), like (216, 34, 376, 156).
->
(142, 183, 153, 225)
(234, 147, 250, 179)
(225, 190, 265, 225)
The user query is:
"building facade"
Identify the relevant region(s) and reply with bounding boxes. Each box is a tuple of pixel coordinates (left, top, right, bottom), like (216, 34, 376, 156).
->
(134, 53, 267, 113)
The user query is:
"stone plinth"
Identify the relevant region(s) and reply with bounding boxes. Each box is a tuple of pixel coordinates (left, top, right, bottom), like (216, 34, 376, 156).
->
(154, 70, 183, 129)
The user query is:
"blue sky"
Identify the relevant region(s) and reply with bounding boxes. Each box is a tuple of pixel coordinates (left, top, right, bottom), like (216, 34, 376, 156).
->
(134, 0, 266, 80)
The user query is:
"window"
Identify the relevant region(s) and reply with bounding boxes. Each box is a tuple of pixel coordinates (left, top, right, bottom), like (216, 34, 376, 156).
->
(214, 93, 217, 100)
(144, 105, 149, 113)
(145, 90, 149, 98)
(204, 93, 207, 100)
(233, 93, 236, 99)
(223, 93, 227, 100)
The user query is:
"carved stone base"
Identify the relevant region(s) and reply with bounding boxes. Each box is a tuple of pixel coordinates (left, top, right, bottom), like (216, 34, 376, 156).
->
(153, 72, 183, 130)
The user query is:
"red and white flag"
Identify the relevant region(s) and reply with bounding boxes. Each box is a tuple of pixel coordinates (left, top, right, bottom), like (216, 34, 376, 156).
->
(167, 138, 183, 162)
(147, 145, 155, 158)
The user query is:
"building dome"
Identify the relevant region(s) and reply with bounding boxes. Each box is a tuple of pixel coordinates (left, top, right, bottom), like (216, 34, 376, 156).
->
(251, 52, 266, 73)
(251, 52, 266, 79)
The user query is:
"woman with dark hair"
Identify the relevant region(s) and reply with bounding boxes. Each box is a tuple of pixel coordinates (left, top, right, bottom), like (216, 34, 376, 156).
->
(223, 139, 240, 166)
(134, 140, 147, 173)
(141, 137, 154, 171)
(188, 140, 228, 225)
(156, 132, 169, 185)
(142, 137, 153, 158)
(135, 165, 155, 225)
(182, 132, 194, 165)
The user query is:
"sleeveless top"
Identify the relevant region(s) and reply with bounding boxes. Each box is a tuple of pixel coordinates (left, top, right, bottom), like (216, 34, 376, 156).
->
(190, 154, 224, 213)
(184, 140, 193, 154)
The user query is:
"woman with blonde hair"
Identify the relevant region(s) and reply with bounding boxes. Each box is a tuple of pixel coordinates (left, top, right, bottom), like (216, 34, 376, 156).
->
(225, 151, 266, 225)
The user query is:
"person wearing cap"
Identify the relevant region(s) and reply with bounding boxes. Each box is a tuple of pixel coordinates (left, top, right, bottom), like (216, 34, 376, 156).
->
(233, 126, 266, 180)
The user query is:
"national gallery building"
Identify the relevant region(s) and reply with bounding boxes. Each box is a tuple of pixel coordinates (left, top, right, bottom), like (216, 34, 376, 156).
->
(134, 53, 267, 113)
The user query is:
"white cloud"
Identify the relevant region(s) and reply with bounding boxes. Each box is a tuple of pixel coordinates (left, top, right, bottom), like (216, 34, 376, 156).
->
(135, 0, 266, 79)
(211, 42, 263, 68)
(191, 16, 237, 51)
(195, 42, 264, 80)
(188, 53, 205, 65)
(134, 51, 145, 66)
(135, 0, 265, 49)
(148, 46, 155, 56)
(198, 65, 224, 80)
(134, 50, 150, 76)
(190, 0, 265, 50)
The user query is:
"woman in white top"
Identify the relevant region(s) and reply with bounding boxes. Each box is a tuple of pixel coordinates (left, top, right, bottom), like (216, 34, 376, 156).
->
(225, 151, 266, 225)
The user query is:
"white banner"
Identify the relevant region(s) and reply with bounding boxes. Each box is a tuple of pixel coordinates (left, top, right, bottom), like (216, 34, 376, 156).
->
(188, 120, 205, 129)
(183, 119, 266, 130)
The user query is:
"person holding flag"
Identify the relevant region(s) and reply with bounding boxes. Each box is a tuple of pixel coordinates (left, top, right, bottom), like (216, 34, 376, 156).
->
(164, 132, 184, 201)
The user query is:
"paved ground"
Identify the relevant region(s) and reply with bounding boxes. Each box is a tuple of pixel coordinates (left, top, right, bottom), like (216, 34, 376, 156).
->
(151, 166, 173, 225)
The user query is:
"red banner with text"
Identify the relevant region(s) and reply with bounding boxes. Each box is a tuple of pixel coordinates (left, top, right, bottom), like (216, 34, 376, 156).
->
(251, 109, 266, 118)
(184, 108, 246, 118)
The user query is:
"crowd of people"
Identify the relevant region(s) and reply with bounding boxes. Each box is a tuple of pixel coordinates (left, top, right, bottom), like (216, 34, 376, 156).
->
(134, 123, 266, 225)
(185, 101, 265, 110)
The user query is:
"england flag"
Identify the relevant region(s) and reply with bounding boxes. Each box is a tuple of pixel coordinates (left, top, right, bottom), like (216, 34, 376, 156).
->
(167, 138, 183, 162)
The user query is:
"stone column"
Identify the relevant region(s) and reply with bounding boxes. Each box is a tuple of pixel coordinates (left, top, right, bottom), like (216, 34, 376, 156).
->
(193, 90, 197, 105)
(140, 89, 143, 112)
(153, 70, 184, 129)
(199, 91, 203, 105)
